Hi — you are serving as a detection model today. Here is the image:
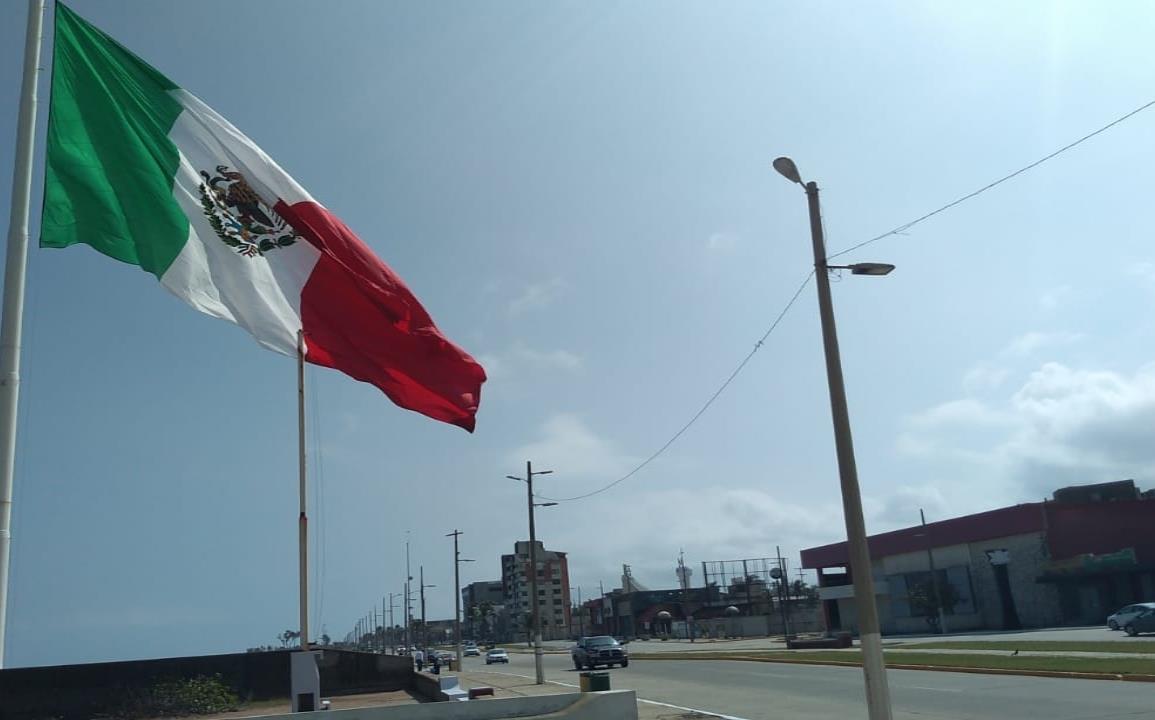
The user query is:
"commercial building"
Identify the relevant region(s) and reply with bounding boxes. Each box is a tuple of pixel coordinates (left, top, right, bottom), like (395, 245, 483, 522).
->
(801, 480, 1155, 634)
(502, 540, 572, 640)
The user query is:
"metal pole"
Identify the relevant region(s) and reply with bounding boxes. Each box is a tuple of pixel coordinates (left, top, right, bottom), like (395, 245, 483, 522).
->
(921, 509, 947, 634)
(297, 332, 310, 651)
(420, 565, 427, 653)
(0, 0, 45, 669)
(527, 460, 544, 684)
(449, 529, 463, 670)
(405, 535, 411, 650)
(576, 586, 584, 636)
(390, 593, 397, 651)
(777, 546, 790, 638)
(804, 180, 892, 720)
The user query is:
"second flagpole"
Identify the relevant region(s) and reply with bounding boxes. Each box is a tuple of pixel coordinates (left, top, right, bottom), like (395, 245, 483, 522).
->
(297, 330, 309, 652)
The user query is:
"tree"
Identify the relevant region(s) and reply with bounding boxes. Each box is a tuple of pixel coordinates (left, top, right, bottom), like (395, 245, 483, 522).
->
(279, 630, 300, 648)
(907, 573, 959, 626)
(320, 633, 331, 646)
(479, 601, 495, 640)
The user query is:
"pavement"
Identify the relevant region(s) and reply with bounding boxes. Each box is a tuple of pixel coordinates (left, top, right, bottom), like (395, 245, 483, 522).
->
(462, 641, 1155, 719)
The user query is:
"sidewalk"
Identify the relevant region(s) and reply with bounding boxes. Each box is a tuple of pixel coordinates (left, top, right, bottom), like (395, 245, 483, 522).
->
(451, 670, 719, 719)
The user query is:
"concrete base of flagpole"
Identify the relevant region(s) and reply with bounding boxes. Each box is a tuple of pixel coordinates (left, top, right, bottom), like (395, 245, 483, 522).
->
(290, 650, 322, 713)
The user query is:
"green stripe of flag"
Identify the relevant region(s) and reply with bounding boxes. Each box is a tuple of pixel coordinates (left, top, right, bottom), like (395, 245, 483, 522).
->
(41, 2, 188, 278)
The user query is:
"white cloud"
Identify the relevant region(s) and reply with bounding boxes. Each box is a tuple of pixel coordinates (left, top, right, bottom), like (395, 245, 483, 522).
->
(507, 413, 636, 480)
(1000, 330, 1082, 357)
(900, 362, 1155, 498)
(508, 277, 567, 316)
(1038, 285, 1072, 311)
(561, 487, 847, 591)
(706, 232, 738, 252)
(962, 363, 1010, 392)
(1127, 261, 1155, 285)
(510, 343, 583, 372)
(477, 342, 583, 380)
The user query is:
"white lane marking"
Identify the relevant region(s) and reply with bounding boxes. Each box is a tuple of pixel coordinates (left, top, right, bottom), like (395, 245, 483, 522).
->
(474, 669, 752, 720)
(903, 686, 964, 693)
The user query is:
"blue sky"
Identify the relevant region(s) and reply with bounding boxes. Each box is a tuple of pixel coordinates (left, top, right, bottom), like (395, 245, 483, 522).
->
(3, 0, 1155, 666)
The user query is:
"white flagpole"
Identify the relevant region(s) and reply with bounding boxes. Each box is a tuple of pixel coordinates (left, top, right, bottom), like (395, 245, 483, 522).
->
(0, 0, 46, 669)
(297, 330, 309, 651)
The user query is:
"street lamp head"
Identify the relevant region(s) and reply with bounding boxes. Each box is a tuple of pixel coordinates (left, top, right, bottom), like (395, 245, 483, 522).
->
(506, 475, 522, 482)
(847, 262, 895, 276)
(536, 502, 559, 508)
(535, 470, 554, 476)
(773, 156, 803, 184)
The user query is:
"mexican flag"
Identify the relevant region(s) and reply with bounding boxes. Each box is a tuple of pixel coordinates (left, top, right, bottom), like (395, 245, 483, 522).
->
(42, 4, 485, 431)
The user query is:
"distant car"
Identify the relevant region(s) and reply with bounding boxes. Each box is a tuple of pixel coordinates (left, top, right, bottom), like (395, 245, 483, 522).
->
(485, 648, 509, 664)
(1124, 608, 1155, 636)
(1108, 602, 1155, 630)
(464, 646, 480, 656)
(571, 635, 629, 670)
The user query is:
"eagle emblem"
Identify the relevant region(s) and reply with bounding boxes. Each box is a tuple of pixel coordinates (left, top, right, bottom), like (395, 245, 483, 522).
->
(198, 165, 300, 257)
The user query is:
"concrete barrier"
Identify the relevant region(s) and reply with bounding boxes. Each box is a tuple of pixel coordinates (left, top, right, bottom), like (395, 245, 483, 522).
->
(260, 690, 637, 720)
(437, 675, 468, 701)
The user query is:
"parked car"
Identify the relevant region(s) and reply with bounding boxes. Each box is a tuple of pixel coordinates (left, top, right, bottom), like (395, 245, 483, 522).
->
(485, 648, 509, 664)
(1107, 602, 1155, 630)
(464, 646, 480, 656)
(571, 635, 629, 670)
(1124, 608, 1155, 636)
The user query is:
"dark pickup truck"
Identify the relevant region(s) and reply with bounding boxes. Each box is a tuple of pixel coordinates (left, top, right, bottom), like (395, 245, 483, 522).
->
(571, 635, 629, 669)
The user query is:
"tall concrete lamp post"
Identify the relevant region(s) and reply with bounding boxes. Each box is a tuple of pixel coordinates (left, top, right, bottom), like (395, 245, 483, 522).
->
(507, 462, 557, 685)
(446, 529, 474, 671)
(773, 156, 895, 720)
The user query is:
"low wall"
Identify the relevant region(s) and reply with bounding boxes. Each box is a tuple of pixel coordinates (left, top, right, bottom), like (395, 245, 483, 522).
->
(0, 649, 413, 720)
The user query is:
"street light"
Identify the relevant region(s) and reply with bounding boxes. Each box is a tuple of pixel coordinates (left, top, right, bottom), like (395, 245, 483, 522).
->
(774, 156, 895, 720)
(447, 529, 477, 671)
(418, 565, 437, 655)
(507, 461, 556, 685)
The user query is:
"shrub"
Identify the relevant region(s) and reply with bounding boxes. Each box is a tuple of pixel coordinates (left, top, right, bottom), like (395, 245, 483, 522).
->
(116, 674, 240, 719)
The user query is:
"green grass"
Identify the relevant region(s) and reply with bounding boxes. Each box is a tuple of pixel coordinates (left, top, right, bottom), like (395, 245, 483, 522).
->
(891, 640, 1155, 655)
(673, 650, 1155, 676)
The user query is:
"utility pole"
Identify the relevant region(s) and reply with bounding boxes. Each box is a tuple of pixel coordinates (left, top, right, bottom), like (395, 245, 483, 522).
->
(420, 565, 427, 653)
(773, 156, 894, 720)
(776, 546, 790, 638)
(527, 462, 544, 683)
(505, 461, 556, 685)
(577, 586, 584, 637)
(447, 529, 465, 671)
(921, 508, 947, 634)
(405, 533, 412, 651)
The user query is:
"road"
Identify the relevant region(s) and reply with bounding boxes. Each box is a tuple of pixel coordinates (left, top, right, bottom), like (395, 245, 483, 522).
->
(468, 649, 1155, 720)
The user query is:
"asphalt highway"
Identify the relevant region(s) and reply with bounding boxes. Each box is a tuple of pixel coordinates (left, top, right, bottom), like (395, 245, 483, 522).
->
(468, 649, 1155, 719)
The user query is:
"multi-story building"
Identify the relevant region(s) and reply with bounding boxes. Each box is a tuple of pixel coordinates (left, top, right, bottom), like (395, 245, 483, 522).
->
(461, 580, 504, 640)
(502, 540, 572, 640)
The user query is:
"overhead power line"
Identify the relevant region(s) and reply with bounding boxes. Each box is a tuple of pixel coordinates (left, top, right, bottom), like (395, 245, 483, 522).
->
(539, 97, 1155, 504)
(827, 97, 1155, 260)
(537, 271, 815, 503)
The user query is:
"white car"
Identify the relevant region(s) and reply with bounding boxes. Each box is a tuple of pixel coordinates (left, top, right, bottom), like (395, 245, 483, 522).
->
(1108, 602, 1155, 630)
(485, 648, 509, 664)
(464, 646, 480, 656)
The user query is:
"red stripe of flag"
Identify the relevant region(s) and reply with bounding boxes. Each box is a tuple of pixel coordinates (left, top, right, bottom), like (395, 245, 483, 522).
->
(276, 200, 486, 432)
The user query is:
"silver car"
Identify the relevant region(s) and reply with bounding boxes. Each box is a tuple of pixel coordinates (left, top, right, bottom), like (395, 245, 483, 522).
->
(1107, 602, 1155, 630)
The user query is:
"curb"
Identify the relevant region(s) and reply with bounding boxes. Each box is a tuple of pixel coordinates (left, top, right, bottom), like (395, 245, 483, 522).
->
(629, 653, 1155, 683)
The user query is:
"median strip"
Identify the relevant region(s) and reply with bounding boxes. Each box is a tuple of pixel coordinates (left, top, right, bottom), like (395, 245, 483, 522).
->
(629, 650, 1155, 682)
